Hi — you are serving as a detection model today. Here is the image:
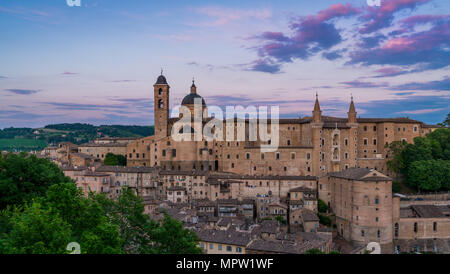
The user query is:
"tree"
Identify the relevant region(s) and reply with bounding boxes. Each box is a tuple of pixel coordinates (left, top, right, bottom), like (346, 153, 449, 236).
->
(151, 213, 203, 254)
(104, 153, 127, 166)
(39, 182, 123, 254)
(0, 153, 72, 210)
(438, 114, 449, 127)
(318, 199, 329, 213)
(305, 248, 324, 254)
(318, 214, 332, 227)
(407, 160, 447, 191)
(0, 202, 72, 254)
(94, 187, 202, 254)
(385, 141, 407, 182)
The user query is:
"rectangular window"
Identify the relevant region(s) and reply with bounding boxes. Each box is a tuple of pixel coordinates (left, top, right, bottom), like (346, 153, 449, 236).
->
(172, 149, 176, 157)
(226, 246, 232, 252)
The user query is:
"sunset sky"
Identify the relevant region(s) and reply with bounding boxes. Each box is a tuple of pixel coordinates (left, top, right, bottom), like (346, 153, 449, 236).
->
(0, 0, 449, 128)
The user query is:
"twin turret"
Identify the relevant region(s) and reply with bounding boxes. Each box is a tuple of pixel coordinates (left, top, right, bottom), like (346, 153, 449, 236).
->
(312, 93, 357, 123)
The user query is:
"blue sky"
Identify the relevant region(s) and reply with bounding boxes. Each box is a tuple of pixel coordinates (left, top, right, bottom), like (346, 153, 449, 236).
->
(0, 0, 449, 128)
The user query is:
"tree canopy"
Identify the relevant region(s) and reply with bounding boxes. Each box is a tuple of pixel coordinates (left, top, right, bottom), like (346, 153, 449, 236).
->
(104, 153, 127, 166)
(0, 154, 201, 254)
(386, 128, 450, 192)
(0, 152, 72, 210)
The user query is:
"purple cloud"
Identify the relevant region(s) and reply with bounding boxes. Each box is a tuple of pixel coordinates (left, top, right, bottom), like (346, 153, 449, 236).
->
(400, 14, 450, 30)
(349, 17, 450, 71)
(340, 80, 389, 88)
(372, 67, 409, 77)
(247, 59, 282, 74)
(61, 71, 78, 75)
(393, 77, 450, 91)
(4, 89, 40, 95)
(322, 49, 345, 60)
(249, 3, 359, 71)
(359, 0, 431, 34)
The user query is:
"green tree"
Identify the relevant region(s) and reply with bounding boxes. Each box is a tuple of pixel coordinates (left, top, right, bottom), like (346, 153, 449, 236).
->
(0, 202, 72, 254)
(39, 182, 123, 254)
(385, 141, 407, 182)
(438, 114, 450, 127)
(318, 199, 329, 213)
(104, 153, 127, 166)
(407, 160, 446, 191)
(151, 213, 203, 254)
(0, 153, 72, 210)
(318, 214, 332, 227)
(305, 248, 324, 254)
(95, 187, 202, 254)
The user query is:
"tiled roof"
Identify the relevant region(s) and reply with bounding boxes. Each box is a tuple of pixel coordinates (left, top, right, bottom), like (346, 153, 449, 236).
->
(196, 229, 252, 246)
(159, 170, 208, 176)
(209, 174, 317, 181)
(328, 167, 391, 181)
(96, 165, 157, 173)
(300, 208, 319, 222)
(78, 143, 128, 147)
(411, 205, 447, 218)
(290, 186, 315, 193)
(260, 220, 279, 234)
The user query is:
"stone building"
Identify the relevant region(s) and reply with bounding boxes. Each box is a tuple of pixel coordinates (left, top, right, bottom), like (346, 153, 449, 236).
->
(126, 73, 440, 178)
(318, 168, 394, 246)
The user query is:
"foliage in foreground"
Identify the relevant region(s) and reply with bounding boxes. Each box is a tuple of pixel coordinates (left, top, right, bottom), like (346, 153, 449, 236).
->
(0, 154, 201, 254)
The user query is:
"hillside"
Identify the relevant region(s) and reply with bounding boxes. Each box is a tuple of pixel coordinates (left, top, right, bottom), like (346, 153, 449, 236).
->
(0, 123, 154, 151)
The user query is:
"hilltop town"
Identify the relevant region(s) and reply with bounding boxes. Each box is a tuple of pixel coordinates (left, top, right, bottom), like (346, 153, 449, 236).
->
(36, 74, 450, 254)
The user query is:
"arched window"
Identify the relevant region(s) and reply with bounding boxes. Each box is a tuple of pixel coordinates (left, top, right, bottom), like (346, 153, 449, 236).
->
(158, 88, 163, 95)
(333, 148, 339, 160)
(158, 99, 164, 109)
(333, 134, 339, 146)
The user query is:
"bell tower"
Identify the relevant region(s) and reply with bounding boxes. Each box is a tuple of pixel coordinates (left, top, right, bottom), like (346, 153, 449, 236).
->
(154, 71, 170, 138)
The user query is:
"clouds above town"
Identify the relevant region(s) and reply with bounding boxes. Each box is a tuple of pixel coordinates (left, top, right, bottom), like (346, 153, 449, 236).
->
(0, 0, 448, 128)
(246, 0, 450, 75)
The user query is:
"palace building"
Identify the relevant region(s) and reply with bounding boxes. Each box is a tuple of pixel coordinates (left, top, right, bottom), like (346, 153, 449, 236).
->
(125, 73, 439, 177)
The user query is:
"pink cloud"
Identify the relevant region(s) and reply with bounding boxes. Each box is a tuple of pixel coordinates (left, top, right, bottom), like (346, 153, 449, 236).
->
(360, 0, 431, 33)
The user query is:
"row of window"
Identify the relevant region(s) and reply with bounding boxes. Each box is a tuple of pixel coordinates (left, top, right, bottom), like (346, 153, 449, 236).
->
(200, 243, 243, 253)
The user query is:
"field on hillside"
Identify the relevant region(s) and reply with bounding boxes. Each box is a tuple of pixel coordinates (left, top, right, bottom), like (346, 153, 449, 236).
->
(0, 138, 48, 152)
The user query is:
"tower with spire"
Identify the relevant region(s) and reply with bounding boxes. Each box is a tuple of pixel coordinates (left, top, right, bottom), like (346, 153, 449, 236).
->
(312, 93, 322, 123)
(346, 94, 359, 168)
(311, 93, 324, 175)
(347, 94, 357, 124)
(154, 71, 170, 138)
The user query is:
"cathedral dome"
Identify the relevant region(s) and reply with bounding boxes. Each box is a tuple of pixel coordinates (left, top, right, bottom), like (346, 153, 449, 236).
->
(155, 75, 167, 85)
(181, 93, 206, 106)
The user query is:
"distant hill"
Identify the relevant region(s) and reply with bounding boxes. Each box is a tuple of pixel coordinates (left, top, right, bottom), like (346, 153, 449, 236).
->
(0, 123, 154, 152)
